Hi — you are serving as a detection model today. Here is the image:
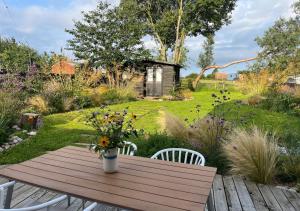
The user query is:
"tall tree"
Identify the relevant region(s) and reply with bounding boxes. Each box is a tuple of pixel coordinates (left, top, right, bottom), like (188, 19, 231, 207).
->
(121, 0, 237, 64)
(66, 2, 150, 87)
(197, 35, 214, 69)
(67, 2, 150, 67)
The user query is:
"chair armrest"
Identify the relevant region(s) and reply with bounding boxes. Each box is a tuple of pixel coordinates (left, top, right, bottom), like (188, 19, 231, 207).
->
(83, 202, 97, 211)
(0, 195, 67, 211)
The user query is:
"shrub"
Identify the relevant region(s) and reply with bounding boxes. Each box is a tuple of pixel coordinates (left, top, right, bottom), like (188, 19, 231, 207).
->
(0, 91, 22, 144)
(27, 95, 49, 114)
(160, 110, 231, 173)
(247, 95, 264, 106)
(260, 92, 300, 113)
(132, 133, 191, 158)
(224, 127, 278, 184)
(236, 70, 272, 95)
(87, 85, 137, 106)
(276, 134, 300, 184)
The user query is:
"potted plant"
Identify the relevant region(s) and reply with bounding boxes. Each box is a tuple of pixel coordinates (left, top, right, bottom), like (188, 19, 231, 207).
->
(87, 106, 139, 173)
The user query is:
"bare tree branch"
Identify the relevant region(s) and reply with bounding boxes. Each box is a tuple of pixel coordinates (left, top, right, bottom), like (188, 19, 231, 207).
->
(192, 57, 257, 88)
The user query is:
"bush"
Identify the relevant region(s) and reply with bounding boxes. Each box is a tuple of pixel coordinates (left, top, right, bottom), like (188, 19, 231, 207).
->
(260, 92, 300, 113)
(27, 95, 49, 114)
(0, 91, 22, 144)
(160, 110, 231, 173)
(132, 133, 191, 158)
(224, 127, 278, 184)
(87, 85, 137, 106)
(276, 133, 300, 184)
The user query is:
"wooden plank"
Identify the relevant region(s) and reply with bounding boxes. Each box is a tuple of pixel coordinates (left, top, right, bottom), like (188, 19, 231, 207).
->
(59, 148, 216, 176)
(232, 176, 256, 211)
(212, 175, 228, 211)
(11, 185, 40, 207)
(269, 186, 296, 211)
(35, 154, 212, 188)
(46, 151, 214, 182)
(13, 187, 47, 208)
(6, 165, 204, 209)
(18, 161, 206, 203)
(31, 157, 210, 193)
(223, 176, 242, 211)
(63, 146, 217, 172)
(257, 184, 282, 211)
(244, 180, 269, 211)
(282, 189, 300, 211)
(0, 168, 202, 211)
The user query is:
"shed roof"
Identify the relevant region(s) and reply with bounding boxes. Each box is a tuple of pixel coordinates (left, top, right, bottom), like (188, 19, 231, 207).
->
(143, 60, 183, 68)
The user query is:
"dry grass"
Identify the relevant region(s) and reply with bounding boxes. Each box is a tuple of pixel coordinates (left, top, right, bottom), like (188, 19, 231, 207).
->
(27, 95, 49, 114)
(224, 126, 278, 184)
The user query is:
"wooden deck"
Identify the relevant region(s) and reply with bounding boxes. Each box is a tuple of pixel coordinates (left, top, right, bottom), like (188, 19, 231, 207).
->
(209, 175, 300, 211)
(0, 169, 299, 210)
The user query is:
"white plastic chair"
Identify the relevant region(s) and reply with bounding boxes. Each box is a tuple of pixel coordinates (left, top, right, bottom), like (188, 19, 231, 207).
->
(118, 141, 137, 156)
(151, 148, 205, 166)
(0, 181, 68, 211)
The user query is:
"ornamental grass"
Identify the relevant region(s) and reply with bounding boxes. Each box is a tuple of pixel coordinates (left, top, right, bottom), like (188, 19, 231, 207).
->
(224, 126, 278, 184)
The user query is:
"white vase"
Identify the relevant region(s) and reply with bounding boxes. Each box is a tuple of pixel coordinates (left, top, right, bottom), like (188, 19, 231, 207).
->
(103, 148, 118, 173)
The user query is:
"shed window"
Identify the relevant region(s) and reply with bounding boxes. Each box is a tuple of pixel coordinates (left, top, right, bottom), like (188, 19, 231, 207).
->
(147, 68, 153, 82)
(156, 68, 162, 82)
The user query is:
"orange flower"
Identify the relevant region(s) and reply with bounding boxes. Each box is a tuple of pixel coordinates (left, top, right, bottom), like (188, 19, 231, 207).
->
(98, 136, 110, 148)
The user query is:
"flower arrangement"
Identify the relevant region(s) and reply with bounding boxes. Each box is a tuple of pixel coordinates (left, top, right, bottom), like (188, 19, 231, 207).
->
(87, 106, 139, 157)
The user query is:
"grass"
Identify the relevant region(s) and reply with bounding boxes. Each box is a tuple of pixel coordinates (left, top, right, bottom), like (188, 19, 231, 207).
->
(1, 88, 300, 164)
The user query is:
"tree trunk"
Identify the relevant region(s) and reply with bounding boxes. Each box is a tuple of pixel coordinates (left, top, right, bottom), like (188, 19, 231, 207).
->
(173, 0, 184, 64)
(192, 57, 257, 89)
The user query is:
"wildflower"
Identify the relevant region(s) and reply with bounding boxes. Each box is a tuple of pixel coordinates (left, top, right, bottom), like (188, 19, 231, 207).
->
(98, 136, 110, 148)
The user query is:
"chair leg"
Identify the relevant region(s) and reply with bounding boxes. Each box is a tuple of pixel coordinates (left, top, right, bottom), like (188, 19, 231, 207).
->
(67, 195, 71, 207)
(4, 183, 14, 209)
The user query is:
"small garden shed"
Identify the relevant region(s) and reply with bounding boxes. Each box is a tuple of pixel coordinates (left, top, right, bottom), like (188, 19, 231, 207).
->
(132, 60, 181, 97)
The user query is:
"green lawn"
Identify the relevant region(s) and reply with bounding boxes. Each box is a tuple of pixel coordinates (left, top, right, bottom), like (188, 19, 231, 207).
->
(1, 90, 300, 164)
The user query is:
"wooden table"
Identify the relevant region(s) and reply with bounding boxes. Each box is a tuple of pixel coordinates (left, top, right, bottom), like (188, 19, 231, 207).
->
(0, 146, 217, 211)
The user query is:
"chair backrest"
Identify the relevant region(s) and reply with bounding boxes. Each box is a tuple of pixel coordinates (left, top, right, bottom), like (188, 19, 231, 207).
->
(0, 181, 67, 210)
(118, 141, 137, 156)
(151, 148, 205, 166)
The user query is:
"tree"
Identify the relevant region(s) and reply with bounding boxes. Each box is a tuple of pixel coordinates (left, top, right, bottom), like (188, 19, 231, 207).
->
(121, 0, 237, 64)
(255, 16, 300, 73)
(197, 35, 214, 69)
(0, 37, 40, 74)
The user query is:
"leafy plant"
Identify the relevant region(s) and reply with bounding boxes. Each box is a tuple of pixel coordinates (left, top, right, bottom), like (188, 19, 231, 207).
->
(224, 126, 279, 184)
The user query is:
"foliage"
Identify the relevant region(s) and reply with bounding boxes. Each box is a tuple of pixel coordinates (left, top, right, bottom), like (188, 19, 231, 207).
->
(253, 2, 300, 75)
(0, 91, 23, 144)
(197, 35, 214, 69)
(0, 37, 40, 74)
(66, 2, 150, 70)
(259, 92, 300, 114)
(160, 89, 234, 173)
(86, 85, 137, 106)
(132, 133, 191, 158)
(27, 95, 49, 114)
(123, 0, 237, 63)
(87, 106, 140, 155)
(236, 70, 272, 95)
(224, 127, 278, 184)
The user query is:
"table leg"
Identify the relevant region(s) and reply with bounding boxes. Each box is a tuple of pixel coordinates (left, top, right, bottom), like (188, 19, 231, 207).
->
(4, 182, 14, 209)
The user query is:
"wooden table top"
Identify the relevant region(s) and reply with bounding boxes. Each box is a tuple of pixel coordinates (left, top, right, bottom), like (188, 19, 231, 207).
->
(0, 146, 217, 211)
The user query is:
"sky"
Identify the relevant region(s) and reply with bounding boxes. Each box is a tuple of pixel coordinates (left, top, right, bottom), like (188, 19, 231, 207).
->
(0, 0, 296, 76)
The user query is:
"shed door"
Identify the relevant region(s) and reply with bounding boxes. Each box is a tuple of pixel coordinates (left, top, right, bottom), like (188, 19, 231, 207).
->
(146, 67, 163, 96)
